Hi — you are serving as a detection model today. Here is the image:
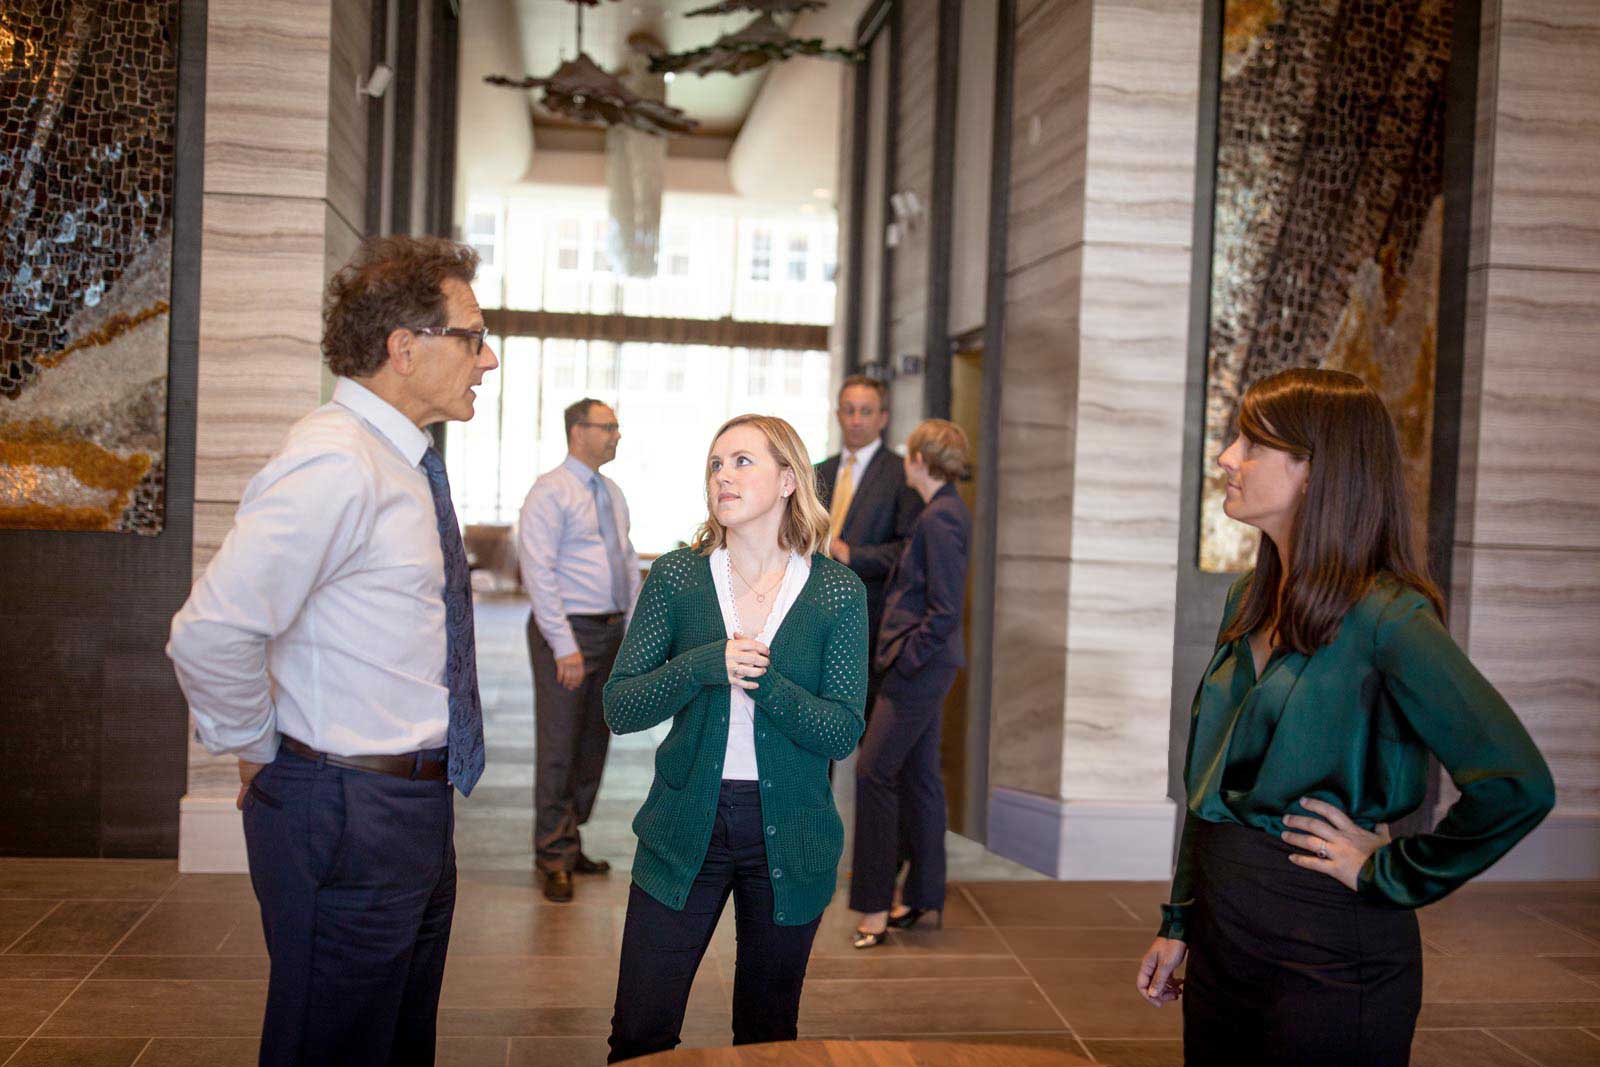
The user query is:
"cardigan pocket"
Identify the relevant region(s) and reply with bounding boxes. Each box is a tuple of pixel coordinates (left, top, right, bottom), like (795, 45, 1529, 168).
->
(777, 805, 844, 873)
(632, 777, 683, 853)
(653, 712, 704, 790)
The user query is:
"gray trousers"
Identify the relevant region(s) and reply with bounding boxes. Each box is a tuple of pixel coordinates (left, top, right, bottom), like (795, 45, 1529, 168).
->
(528, 612, 624, 873)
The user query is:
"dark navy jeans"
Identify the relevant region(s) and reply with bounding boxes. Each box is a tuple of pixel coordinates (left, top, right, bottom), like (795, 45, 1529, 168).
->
(242, 745, 456, 1067)
(608, 780, 823, 1063)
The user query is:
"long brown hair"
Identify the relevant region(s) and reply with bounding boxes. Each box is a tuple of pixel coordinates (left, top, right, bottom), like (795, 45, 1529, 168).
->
(691, 414, 831, 558)
(1219, 368, 1444, 652)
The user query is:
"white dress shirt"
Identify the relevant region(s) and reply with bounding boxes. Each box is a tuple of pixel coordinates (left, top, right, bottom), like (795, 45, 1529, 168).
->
(709, 547, 810, 781)
(517, 455, 643, 660)
(839, 436, 883, 485)
(167, 378, 451, 764)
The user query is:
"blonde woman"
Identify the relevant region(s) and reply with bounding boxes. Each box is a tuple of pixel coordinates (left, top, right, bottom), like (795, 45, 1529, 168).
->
(602, 414, 869, 1062)
(850, 419, 973, 948)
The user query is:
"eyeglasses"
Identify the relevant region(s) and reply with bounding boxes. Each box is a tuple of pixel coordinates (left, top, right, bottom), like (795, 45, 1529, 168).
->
(579, 421, 621, 433)
(413, 326, 488, 355)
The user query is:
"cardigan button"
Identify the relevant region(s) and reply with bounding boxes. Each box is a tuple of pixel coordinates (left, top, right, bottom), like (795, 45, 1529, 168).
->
(772, 868, 783, 878)
(766, 825, 776, 836)
(775, 912, 786, 922)
(762, 780, 772, 788)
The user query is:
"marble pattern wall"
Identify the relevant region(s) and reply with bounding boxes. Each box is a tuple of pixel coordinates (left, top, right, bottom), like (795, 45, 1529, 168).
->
(0, 3, 179, 534)
(185, 0, 371, 828)
(991, 0, 1200, 808)
(1456, 0, 1600, 818)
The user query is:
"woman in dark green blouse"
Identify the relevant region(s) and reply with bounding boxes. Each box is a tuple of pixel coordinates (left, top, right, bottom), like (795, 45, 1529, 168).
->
(1136, 369, 1554, 1067)
(602, 414, 868, 1063)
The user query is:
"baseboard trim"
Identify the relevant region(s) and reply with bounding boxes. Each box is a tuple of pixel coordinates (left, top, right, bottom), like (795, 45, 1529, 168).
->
(178, 793, 248, 873)
(987, 787, 1177, 880)
(1475, 811, 1600, 881)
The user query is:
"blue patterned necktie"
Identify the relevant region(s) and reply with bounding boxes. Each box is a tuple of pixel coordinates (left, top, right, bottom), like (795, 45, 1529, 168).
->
(420, 447, 484, 796)
(590, 473, 630, 612)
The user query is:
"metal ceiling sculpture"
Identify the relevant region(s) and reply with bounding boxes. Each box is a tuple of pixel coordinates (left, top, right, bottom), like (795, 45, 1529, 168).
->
(650, 14, 859, 76)
(484, 3, 697, 136)
(685, 0, 827, 16)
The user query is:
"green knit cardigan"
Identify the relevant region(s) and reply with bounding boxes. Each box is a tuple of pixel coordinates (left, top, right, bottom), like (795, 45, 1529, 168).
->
(602, 546, 868, 926)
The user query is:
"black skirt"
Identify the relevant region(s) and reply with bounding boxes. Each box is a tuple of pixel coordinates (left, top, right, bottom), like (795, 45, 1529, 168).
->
(1183, 818, 1422, 1067)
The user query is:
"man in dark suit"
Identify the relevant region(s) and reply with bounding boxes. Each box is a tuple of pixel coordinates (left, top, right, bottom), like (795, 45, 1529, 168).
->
(815, 375, 923, 716)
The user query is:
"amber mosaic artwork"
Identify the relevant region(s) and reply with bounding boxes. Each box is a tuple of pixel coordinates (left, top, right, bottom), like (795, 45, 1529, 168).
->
(1201, 0, 1451, 572)
(0, 1, 178, 534)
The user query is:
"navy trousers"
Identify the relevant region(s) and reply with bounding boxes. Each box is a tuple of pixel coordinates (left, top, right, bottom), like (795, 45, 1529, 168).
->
(608, 781, 823, 1063)
(242, 746, 457, 1067)
(849, 664, 957, 914)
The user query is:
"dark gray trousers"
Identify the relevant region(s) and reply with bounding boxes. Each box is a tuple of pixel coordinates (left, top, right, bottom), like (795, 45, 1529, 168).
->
(528, 612, 624, 874)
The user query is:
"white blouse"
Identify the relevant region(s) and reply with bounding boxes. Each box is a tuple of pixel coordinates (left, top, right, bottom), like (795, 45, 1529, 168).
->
(709, 547, 810, 780)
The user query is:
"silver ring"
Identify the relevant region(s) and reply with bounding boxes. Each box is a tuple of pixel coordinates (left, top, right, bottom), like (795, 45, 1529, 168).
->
(1318, 845, 1328, 860)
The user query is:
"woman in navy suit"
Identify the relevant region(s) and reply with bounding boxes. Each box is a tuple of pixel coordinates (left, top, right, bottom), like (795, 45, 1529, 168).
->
(849, 419, 973, 947)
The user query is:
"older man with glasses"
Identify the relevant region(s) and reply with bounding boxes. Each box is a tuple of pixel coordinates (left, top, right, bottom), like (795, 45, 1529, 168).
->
(168, 235, 495, 1066)
(517, 397, 641, 902)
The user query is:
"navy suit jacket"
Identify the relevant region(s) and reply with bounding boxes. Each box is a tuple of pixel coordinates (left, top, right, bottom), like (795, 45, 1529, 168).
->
(875, 483, 970, 677)
(816, 445, 923, 647)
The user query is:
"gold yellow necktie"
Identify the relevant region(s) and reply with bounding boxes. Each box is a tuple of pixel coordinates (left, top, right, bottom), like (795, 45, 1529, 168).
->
(828, 453, 856, 543)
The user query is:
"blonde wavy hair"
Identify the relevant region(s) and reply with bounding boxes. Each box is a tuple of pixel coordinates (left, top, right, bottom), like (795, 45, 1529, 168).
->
(692, 414, 831, 558)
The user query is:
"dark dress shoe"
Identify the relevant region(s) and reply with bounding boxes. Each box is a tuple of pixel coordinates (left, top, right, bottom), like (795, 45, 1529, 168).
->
(852, 926, 889, 950)
(573, 853, 611, 875)
(542, 869, 573, 902)
(887, 907, 943, 930)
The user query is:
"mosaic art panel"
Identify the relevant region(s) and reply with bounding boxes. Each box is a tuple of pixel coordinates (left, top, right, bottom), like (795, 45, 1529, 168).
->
(1201, 0, 1451, 572)
(0, 1, 178, 534)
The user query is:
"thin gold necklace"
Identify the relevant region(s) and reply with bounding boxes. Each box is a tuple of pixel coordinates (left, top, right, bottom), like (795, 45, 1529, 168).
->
(727, 554, 785, 603)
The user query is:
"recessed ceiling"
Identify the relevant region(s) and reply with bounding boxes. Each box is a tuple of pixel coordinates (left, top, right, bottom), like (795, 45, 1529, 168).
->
(511, 0, 781, 141)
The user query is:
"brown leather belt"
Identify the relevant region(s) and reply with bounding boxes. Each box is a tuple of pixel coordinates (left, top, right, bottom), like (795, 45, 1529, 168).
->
(281, 736, 448, 781)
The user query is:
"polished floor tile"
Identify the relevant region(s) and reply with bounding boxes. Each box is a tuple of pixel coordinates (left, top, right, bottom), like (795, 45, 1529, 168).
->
(2, 1037, 148, 1067)
(997, 927, 1157, 960)
(129, 1038, 259, 1067)
(37, 980, 268, 1038)
(111, 903, 254, 958)
(1023, 959, 1184, 1041)
(0, 956, 98, 980)
(1486, 1026, 1600, 1067)
(0, 862, 175, 902)
(7, 901, 152, 957)
(798, 977, 1065, 1036)
(507, 1035, 613, 1065)
(0, 981, 81, 1038)
(964, 883, 1142, 928)
(1410, 1029, 1548, 1067)
(0, 902, 60, 953)
(1080, 1039, 1184, 1067)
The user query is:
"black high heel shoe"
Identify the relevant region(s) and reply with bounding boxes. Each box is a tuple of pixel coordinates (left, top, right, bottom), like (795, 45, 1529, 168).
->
(886, 907, 943, 930)
(852, 926, 890, 949)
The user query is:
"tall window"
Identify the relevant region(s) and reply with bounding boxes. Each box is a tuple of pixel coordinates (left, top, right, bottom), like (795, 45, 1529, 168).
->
(445, 198, 840, 552)
(555, 220, 581, 272)
(750, 228, 772, 282)
(786, 233, 809, 282)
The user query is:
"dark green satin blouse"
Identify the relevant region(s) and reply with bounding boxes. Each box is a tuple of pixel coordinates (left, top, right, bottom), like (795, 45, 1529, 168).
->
(1159, 572, 1555, 941)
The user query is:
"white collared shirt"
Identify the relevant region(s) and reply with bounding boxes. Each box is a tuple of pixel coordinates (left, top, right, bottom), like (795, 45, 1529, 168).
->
(517, 455, 643, 660)
(709, 547, 809, 780)
(167, 377, 451, 762)
(841, 436, 883, 480)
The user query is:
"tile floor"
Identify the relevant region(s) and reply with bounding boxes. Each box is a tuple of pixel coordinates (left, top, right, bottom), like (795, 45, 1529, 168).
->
(1, 595, 1596, 1066)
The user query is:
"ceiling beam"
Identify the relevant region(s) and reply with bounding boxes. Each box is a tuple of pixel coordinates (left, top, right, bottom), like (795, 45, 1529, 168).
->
(483, 308, 830, 351)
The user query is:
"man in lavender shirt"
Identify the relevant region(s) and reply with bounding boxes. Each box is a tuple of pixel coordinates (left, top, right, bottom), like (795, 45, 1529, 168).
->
(518, 397, 641, 902)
